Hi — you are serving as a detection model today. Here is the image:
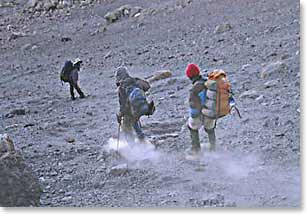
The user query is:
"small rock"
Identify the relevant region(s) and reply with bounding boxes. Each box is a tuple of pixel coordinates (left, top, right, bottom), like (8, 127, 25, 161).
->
(134, 12, 141, 18)
(62, 174, 73, 182)
(104, 51, 112, 59)
(262, 119, 269, 127)
(61, 196, 72, 202)
(104, 11, 118, 24)
(255, 95, 264, 102)
(21, 43, 32, 51)
(104, 5, 133, 24)
(43, 1, 57, 11)
(41, 122, 49, 129)
(0, 2, 14, 8)
(168, 55, 175, 59)
(264, 79, 279, 88)
(281, 54, 290, 60)
(99, 26, 107, 33)
(86, 111, 93, 116)
(261, 61, 289, 79)
(62, 0, 72, 8)
(6, 108, 28, 118)
(275, 133, 285, 137)
(130, 6, 142, 17)
(239, 90, 258, 99)
(49, 171, 58, 176)
(24, 123, 35, 128)
(64, 191, 72, 196)
(31, 45, 38, 51)
(96, 165, 107, 173)
(241, 64, 251, 70)
(27, 0, 39, 8)
(61, 37, 72, 42)
(108, 163, 128, 176)
(8, 32, 27, 41)
(148, 70, 172, 83)
(65, 138, 75, 144)
(214, 23, 232, 34)
(5, 123, 20, 130)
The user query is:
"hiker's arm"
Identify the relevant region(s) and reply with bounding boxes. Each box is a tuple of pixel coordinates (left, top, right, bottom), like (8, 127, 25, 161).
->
(135, 78, 151, 92)
(189, 82, 205, 110)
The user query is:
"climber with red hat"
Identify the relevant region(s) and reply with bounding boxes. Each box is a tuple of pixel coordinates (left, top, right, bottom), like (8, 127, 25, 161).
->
(185, 63, 216, 157)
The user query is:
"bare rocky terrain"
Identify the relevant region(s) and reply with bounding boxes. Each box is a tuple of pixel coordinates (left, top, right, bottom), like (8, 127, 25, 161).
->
(0, 0, 300, 207)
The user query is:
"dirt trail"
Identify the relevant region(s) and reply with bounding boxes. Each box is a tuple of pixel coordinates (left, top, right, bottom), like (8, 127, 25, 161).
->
(0, 0, 300, 207)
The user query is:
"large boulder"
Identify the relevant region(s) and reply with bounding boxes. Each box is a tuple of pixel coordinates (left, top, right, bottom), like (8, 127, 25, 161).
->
(239, 89, 259, 99)
(260, 61, 289, 79)
(148, 70, 172, 83)
(104, 5, 143, 24)
(0, 134, 42, 207)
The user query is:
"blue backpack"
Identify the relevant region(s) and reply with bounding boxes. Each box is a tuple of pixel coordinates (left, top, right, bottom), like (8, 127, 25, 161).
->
(128, 87, 149, 117)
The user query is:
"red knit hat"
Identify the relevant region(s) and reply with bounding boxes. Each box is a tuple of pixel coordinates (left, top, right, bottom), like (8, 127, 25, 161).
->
(185, 63, 200, 78)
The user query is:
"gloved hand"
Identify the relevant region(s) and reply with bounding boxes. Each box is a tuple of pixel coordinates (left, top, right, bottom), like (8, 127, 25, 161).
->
(116, 113, 122, 124)
(148, 100, 155, 115)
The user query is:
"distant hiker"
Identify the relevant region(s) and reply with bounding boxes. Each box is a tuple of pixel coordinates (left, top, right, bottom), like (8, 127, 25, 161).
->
(185, 63, 236, 156)
(115, 66, 155, 143)
(60, 58, 86, 100)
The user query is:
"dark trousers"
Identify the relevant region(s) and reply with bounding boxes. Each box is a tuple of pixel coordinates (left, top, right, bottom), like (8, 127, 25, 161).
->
(121, 115, 145, 143)
(69, 81, 85, 100)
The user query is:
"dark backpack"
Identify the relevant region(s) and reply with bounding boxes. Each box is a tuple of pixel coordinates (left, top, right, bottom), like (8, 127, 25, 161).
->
(60, 60, 73, 82)
(128, 87, 150, 118)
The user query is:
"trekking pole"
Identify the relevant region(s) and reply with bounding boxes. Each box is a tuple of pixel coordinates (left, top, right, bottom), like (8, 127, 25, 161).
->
(117, 117, 122, 152)
(233, 106, 242, 119)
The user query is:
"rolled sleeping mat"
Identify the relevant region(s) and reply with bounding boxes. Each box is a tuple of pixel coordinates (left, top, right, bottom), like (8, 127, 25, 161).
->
(204, 98, 216, 111)
(205, 80, 217, 91)
(206, 89, 217, 100)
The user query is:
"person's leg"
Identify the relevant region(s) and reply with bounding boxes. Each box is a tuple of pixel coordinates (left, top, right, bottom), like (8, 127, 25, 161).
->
(121, 116, 135, 144)
(74, 83, 85, 98)
(188, 126, 201, 151)
(132, 121, 145, 141)
(71, 70, 85, 98)
(187, 116, 202, 154)
(204, 117, 216, 151)
(69, 83, 75, 100)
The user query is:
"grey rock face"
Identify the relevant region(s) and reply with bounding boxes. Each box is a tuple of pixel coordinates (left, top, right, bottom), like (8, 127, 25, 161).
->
(261, 61, 289, 79)
(0, 150, 42, 206)
(214, 23, 232, 34)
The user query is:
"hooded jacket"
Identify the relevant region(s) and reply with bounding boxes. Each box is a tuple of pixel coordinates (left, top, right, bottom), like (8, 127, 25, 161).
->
(115, 67, 150, 116)
(189, 75, 207, 111)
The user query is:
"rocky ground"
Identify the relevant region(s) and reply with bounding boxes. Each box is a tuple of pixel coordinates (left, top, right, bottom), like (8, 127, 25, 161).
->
(0, 0, 300, 207)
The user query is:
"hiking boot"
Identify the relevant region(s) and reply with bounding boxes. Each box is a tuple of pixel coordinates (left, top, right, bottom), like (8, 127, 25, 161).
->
(71, 96, 76, 101)
(185, 146, 201, 160)
(80, 93, 86, 99)
(148, 101, 155, 115)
